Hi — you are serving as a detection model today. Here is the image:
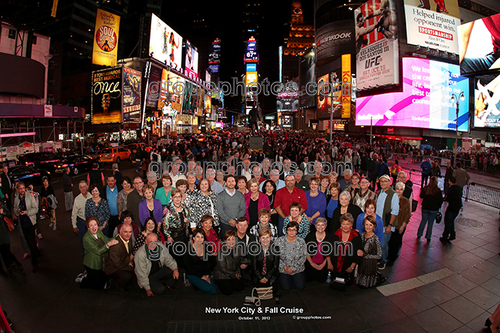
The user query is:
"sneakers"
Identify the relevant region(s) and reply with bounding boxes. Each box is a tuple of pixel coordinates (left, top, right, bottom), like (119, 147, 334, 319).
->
(104, 281, 111, 290)
(326, 270, 332, 284)
(377, 263, 386, 270)
(75, 271, 87, 283)
(40, 215, 45, 219)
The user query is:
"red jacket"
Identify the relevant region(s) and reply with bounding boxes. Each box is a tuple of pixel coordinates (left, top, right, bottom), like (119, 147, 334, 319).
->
(244, 191, 270, 221)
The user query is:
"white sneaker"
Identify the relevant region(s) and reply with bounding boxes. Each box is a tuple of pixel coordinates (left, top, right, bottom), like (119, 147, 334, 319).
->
(75, 271, 87, 283)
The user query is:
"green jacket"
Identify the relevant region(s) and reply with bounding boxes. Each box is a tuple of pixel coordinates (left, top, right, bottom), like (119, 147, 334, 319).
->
(83, 230, 113, 270)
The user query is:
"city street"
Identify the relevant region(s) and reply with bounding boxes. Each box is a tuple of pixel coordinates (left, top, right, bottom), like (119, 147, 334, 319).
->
(0, 161, 499, 333)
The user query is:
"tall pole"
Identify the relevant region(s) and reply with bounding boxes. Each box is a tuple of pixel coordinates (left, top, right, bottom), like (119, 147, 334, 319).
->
(370, 115, 373, 145)
(455, 103, 458, 168)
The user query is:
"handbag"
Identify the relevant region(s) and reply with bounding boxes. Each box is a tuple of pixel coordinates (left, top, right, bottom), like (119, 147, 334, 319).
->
(244, 287, 273, 306)
(3, 216, 14, 231)
(411, 199, 418, 213)
(435, 212, 442, 224)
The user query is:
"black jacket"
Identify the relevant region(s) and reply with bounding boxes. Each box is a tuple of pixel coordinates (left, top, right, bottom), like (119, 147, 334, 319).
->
(445, 184, 462, 211)
(420, 188, 443, 211)
(251, 243, 280, 285)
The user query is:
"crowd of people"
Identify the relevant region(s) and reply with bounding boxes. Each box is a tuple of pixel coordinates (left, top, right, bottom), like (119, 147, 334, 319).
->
(0, 130, 469, 299)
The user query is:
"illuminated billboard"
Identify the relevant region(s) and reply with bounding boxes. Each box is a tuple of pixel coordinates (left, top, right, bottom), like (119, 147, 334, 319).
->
(185, 40, 199, 80)
(122, 67, 141, 123)
(208, 38, 221, 64)
(158, 69, 184, 114)
(149, 14, 183, 69)
(403, 0, 460, 54)
(92, 9, 120, 66)
(92, 68, 122, 124)
(246, 72, 258, 86)
(317, 73, 341, 114)
(354, 0, 399, 91)
(355, 57, 469, 131)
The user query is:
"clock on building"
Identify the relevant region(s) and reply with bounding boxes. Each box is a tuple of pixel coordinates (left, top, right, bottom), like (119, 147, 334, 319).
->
(293, 7, 302, 15)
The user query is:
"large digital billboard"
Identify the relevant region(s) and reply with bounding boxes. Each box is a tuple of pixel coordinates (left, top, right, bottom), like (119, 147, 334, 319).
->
(92, 9, 120, 66)
(355, 57, 469, 132)
(459, 13, 500, 128)
(354, 0, 400, 91)
(92, 68, 122, 124)
(122, 67, 141, 123)
(158, 69, 184, 114)
(403, 0, 460, 54)
(149, 14, 183, 69)
(184, 40, 199, 80)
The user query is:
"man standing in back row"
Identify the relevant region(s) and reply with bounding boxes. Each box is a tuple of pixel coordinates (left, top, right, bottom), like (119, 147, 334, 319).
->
(440, 176, 462, 243)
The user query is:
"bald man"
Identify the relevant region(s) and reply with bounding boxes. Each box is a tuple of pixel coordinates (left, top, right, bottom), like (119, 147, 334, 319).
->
(134, 233, 179, 296)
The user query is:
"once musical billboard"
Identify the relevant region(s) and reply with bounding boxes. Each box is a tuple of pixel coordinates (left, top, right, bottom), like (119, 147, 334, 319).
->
(92, 67, 122, 124)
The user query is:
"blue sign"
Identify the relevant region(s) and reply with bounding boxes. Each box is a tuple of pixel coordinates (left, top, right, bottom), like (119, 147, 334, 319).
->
(246, 64, 257, 72)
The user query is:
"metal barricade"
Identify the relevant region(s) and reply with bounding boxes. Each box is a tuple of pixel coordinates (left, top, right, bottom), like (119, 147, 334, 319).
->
(401, 167, 500, 209)
(464, 182, 500, 209)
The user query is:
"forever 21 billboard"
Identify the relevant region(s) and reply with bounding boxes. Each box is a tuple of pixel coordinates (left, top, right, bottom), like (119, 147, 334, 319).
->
(92, 67, 122, 124)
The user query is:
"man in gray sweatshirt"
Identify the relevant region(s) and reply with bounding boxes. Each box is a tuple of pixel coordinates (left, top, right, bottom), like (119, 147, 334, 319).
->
(217, 175, 246, 238)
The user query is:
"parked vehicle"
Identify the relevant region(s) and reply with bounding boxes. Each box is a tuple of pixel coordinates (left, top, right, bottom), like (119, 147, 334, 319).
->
(8, 166, 51, 186)
(16, 152, 61, 173)
(54, 155, 99, 175)
(99, 147, 131, 163)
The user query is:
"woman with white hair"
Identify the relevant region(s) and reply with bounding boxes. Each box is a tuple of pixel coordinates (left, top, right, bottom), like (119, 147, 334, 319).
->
(329, 191, 362, 233)
(387, 181, 411, 263)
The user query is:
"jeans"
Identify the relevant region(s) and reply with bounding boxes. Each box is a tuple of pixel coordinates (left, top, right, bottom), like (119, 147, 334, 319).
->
(418, 209, 439, 240)
(421, 174, 429, 188)
(279, 271, 306, 291)
(278, 216, 285, 237)
(442, 208, 460, 240)
(380, 231, 392, 264)
(21, 224, 39, 267)
(388, 228, 406, 262)
(76, 217, 87, 250)
(187, 274, 217, 295)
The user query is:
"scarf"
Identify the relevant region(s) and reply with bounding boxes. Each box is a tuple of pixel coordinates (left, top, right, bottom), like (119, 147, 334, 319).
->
(334, 228, 359, 273)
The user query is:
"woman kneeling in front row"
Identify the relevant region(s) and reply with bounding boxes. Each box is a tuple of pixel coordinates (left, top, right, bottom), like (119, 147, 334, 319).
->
(251, 227, 280, 297)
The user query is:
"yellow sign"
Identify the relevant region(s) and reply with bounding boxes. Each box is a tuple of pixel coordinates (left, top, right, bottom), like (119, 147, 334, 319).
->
(246, 72, 258, 86)
(341, 54, 351, 119)
(51, 0, 58, 17)
(92, 9, 120, 67)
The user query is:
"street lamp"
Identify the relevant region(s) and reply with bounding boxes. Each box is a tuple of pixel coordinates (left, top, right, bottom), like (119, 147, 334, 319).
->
(450, 91, 465, 167)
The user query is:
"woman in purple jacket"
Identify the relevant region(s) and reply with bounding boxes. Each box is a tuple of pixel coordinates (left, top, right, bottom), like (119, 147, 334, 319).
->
(138, 184, 163, 228)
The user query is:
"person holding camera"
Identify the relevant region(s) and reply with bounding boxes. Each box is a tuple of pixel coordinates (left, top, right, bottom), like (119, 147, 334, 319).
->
(13, 181, 40, 273)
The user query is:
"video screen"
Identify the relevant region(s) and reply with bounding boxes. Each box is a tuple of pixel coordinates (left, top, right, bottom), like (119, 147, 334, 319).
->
(149, 14, 183, 69)
(355, 57, 469, 131)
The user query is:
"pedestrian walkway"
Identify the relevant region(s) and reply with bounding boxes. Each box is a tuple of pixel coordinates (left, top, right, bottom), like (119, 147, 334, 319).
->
(0, 165, 499, 333)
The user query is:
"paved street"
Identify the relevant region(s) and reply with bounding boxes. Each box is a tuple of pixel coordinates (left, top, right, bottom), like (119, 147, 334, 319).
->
(1, 161, 499, 333)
